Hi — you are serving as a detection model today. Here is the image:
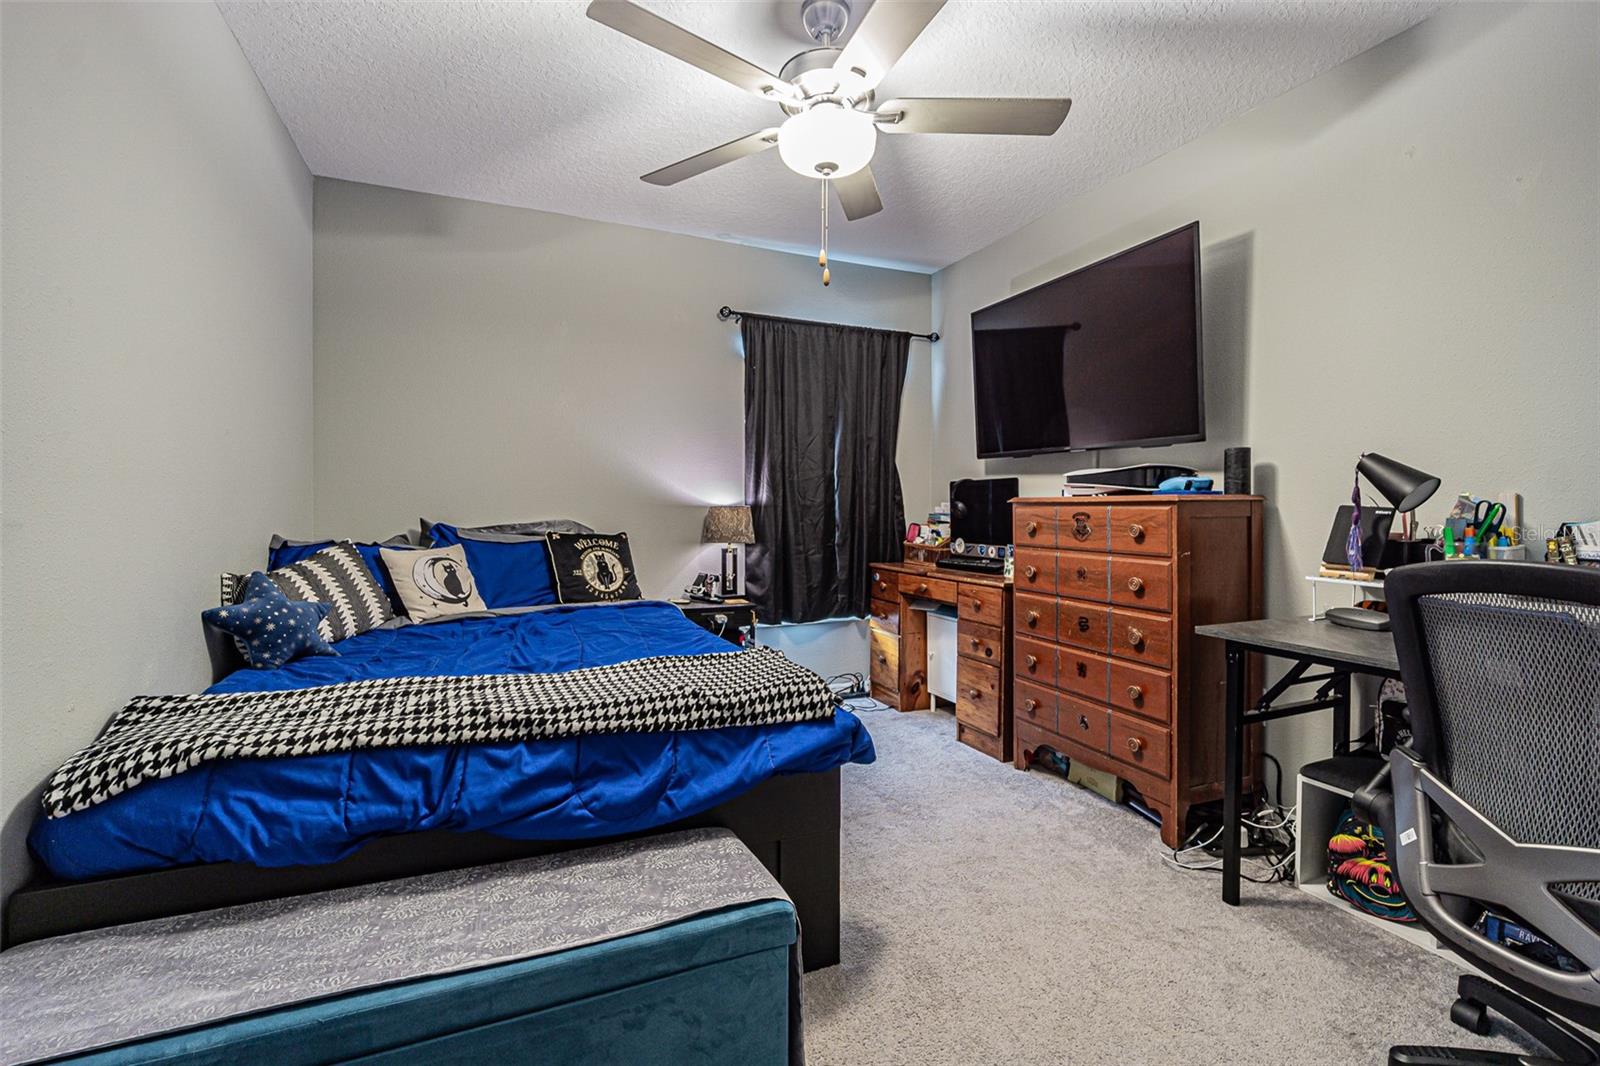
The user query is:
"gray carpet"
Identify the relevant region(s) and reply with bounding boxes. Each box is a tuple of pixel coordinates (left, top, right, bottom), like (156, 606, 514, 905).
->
(805, 709, 1525, 1065)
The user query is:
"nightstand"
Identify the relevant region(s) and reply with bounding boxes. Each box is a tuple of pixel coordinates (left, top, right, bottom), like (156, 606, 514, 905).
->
(671, 598, 757, 647)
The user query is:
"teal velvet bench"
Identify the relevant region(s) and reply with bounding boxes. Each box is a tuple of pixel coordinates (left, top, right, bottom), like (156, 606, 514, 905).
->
(1, 830, 799, 1066)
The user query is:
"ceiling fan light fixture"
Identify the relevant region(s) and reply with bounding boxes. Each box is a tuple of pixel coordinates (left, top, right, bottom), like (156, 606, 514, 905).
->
(778, 104, 876, 180)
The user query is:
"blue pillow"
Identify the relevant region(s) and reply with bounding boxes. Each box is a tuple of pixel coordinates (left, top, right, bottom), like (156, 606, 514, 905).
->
(427, 522, 557, 608)
(269, 538, 401, 610)
(202, 572, 338, 669)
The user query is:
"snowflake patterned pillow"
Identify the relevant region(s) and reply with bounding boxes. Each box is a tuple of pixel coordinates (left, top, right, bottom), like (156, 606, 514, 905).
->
(202, 572, 339, 669)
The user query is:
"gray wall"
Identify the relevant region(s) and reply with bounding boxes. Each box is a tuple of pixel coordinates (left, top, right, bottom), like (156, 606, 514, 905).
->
(0, 2, 314, 902)
(312, 178, 934, 655)
(930, 2, 1600, 776)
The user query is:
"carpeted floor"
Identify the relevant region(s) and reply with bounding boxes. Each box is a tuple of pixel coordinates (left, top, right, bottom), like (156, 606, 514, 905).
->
(804, 708, 1525, 1065)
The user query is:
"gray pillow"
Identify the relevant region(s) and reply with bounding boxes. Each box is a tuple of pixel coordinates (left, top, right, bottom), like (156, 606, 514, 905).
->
(420, 517, 594, 545)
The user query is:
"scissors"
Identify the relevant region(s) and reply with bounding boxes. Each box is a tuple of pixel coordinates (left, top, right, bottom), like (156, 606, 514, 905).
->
(1473, 499, 1506, 548)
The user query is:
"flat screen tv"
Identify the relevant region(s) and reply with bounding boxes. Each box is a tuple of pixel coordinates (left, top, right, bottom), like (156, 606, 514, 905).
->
(971, 221, 1203, 458)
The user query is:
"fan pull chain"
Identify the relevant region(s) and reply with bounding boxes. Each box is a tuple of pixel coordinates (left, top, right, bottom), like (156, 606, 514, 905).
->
(819, 177, 831, 287)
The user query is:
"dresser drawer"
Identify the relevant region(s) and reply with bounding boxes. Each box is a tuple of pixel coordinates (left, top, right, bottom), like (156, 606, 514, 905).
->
(1014, 637, 1056, 688)
(956, 659, 1002, 735)
(1110, 711, 1171, 780)
(869, 597, 899, 634)
(1057, 551, 1110, 603)
(960, 583, 1006, 626)
(1056, 647, 1110, 704)
(958, 618, 1003, 664)
(1014, 680, 1058, 734)
(1109, 659, 1172, 725)
(1059, 694, 1110, 754)
(900, 573, 956, 604)
(870, 627, 899, 695)
(1015, 506, 1058, 548)
(1109, 556, 1173, 612)
(870, 568, 896, 601)
(1109, 606, 1174, 669)
(1013, 549, 1057, 595)
(1057, 598, 1111, 655)
(1108, 506, 1173, 557)
(1059, 505, 1110, 551)
(1015, 593, 1057, 642)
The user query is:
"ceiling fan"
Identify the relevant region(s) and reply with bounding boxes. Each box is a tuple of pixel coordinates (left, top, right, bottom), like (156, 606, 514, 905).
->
(586, 0, 1072, 283)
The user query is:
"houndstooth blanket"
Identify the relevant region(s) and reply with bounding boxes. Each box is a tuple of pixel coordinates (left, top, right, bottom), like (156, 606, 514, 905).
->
(42, 648, 838, 819)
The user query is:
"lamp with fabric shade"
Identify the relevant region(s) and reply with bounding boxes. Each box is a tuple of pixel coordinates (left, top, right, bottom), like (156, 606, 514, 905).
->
(702, 505, 755, 599)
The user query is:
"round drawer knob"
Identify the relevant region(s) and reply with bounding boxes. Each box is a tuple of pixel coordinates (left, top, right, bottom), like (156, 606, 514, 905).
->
(1024, 698, 1039, 713)
(972, 599, 983, 611)
(1128, 627, 1145, 648)
(1024, 565, 1038, 580)
(1127, 684, 1144, 702)
(969, 636, 980, 648)
(1025, 521, 1038, 536)
(1127, 576, 1144, 593)
(1128, 522, 1145, 541)
(1025, 654, 1039, 669)
(1127, 736, 1145, 754)
(1026, 610, 1040, 626)
(917, 583, 928, 594)
(967, 688, 981, 701)
(876, 653, 887, 665)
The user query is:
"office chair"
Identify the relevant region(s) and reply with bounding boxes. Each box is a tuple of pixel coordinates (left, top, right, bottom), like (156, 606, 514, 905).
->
(1355, 561, 1600, 1066)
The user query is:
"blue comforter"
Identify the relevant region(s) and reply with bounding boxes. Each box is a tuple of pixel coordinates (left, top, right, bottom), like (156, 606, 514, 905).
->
(31, 601, 874, 880)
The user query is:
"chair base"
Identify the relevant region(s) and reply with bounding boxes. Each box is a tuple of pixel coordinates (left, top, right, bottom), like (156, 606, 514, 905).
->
(1389, 976, 1600, 1066)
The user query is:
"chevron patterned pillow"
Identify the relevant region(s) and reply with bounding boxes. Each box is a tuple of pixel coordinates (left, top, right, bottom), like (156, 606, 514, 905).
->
(239, 541, 396, 643)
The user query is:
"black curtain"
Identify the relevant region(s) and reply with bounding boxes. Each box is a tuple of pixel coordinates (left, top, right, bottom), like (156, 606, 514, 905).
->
(742, 314, 911, 624)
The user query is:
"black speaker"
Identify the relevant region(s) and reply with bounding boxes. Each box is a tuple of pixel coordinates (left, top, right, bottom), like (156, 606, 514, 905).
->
(1223, 447, 1251, 495)
(950, 478, 1019, 548)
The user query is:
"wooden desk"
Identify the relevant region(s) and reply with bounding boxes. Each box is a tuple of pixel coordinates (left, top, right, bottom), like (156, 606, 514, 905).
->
(867, 560, 1013, 761)
(1196, 617, 1400, 906)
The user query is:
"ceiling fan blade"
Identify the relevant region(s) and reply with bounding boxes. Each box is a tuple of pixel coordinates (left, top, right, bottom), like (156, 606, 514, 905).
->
(586, 1, 794, 101)
(876, 97, 1072, 136)
(833, 0, 946, 92)
(641, 128, 780, 186)
(833, 166, 883, 221)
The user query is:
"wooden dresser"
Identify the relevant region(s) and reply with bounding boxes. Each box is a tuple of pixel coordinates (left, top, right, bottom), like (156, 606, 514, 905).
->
(1010, 495, 1264, 847)
(867, 560, 1013, 761)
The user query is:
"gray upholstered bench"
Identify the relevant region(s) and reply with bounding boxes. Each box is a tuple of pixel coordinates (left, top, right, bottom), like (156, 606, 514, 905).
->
(0, 829, 799, 1066)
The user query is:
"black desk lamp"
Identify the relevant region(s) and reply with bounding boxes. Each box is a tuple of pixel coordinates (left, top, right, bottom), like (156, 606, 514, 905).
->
(1330, 452, 1441, 631)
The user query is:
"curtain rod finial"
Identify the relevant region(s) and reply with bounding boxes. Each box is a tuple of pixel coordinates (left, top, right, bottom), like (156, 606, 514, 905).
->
(717, 306, 737, 322)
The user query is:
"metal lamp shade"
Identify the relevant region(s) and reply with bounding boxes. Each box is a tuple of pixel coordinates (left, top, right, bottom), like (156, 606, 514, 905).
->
(702, 505, 755, 545)
(1357, 452, 1441, 514)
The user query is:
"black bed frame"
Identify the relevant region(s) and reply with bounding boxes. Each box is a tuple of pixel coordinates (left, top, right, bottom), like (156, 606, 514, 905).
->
(3, 768, 842, 970)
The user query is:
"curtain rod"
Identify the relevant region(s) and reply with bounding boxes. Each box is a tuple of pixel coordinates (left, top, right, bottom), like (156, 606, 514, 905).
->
(717, 306, 940, 343)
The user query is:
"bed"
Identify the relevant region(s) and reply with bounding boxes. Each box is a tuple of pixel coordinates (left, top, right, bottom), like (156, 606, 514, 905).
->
(11, 601, 874, 964)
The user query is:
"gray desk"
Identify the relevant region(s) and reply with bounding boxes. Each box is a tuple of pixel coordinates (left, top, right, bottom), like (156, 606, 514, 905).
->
(1195, 617, 1401, 906)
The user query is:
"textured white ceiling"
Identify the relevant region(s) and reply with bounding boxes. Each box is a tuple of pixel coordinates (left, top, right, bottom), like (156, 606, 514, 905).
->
(219, 0, 1440, 271)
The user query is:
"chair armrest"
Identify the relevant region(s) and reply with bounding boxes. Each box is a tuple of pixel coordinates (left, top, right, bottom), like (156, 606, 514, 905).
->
(1352, 761, 1393, 829)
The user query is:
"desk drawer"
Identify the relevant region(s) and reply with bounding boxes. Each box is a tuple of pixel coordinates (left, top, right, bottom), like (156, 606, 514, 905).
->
(1109, 556, 1172, 612)
(1109, 606, 1174, 669)
(1056, 647, 1110, 704)
(956, 659, 1002, 735)
(1014, 637, 1056, 688)
(1110, 711, 1171, 780)
(1109, 659, 1172, 725)
(1014, 549, 1057, 596)
(958, 618, 1004, 664)
(869, 628, 899, 698)
(1059, 694, 1110, 754)
(869, 597, 899, 634)
(870, 568, 896, 601)
(900, 574, 956, 604)
(1060, 506, 1110, 551)
(960, 583, 1006, 626)
(1015, 593, 1056, 642)
(1015, 506, 1058, 548)
(1014, 680, 1058, 734)
(1057, 598, 1110, 655)
(1107, 506, 1173, 557)
(1058, 551, 1110, 603)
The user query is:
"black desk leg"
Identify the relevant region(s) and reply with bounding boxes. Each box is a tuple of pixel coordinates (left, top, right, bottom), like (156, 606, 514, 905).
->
(1222, 641, 1245, 906)
(1332, 670, 1352, 756)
